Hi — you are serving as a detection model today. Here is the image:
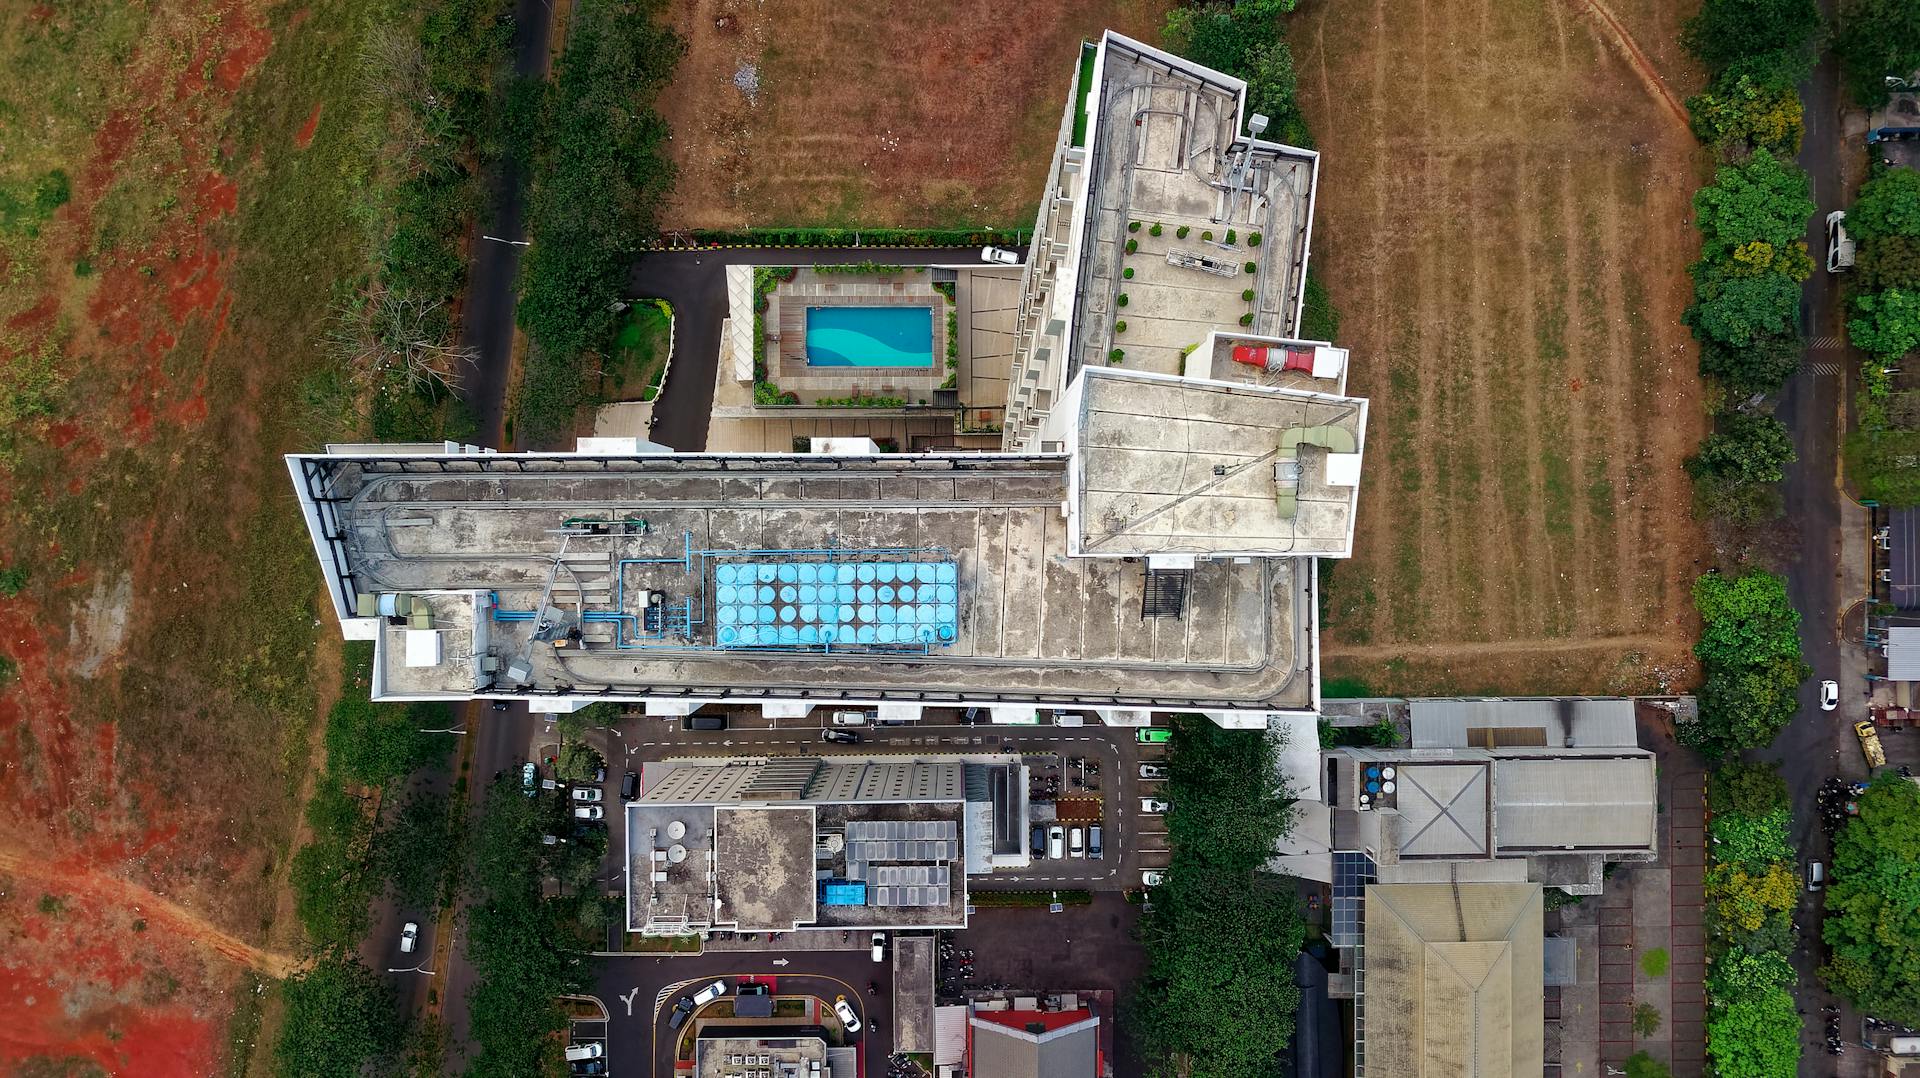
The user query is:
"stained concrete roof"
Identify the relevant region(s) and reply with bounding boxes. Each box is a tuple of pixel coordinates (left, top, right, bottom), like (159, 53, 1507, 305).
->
(1072, 369, 1365, 557)
(300, 453, 1313, 712)
(1362, 882, 1543, 1078)
(713, 806, 817, 931)
(1390, 764, 1490, 859)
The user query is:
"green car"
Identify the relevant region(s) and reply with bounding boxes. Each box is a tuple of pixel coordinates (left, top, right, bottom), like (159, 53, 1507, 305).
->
(1136, 728, 1171, 744)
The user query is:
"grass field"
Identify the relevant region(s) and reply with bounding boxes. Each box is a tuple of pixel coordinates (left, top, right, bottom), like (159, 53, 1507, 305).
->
(651, 0, 1176, 228)
(0, 0, 389, 1070)
(1293, 0, 1709, 695)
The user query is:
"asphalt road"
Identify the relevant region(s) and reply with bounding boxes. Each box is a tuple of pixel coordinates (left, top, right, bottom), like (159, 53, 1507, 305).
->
(588, 952, 888, 1077)
(455, 0, 555, 450)
(625, 246, 1022, 451)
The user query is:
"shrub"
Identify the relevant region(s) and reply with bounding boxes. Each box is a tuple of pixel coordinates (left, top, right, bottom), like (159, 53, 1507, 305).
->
(1123, 267, 1134, 280)
(1117, 293, 1129, 307)
(1239, 313, 1254, 326)
(1126, 238, 1138, 254)
(1225, 228, 1237, 244)
(1129, 220, 1142, 233)
(1244, 261, 1257, 273)
(1632, 1002, 1664, 1038)
(1202, 230, 1213, 241)
(1109, 349, 1124, 363)
(1248, 232, 1262, 246)
(1115, 320, 1127, 333)
(1241, 289, 1255, 302)
(1177, 225, 1190, 239)
(1150, 223, 1163, 236)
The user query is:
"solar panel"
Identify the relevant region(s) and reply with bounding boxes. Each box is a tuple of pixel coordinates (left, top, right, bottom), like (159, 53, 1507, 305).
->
(1330, 851, 1377, 947)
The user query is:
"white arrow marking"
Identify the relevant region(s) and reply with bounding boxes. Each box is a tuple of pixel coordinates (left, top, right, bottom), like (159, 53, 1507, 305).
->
(772, 958, 790, 967)
(621, 987, 639, 1016)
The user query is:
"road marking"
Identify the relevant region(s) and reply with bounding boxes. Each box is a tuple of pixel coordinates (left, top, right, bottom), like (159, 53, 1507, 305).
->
(1806, 361, 1843, 376)
(1808, 335, 1845, 350)
(620, 987, 639, 1017)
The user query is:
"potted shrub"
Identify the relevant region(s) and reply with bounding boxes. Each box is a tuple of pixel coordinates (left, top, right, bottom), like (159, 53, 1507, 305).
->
(1123, 267, 1134, 280)
(1126, 238, 1138, 254)
(1202, 230, 1213, 242)
(1128, 220, 1141, 233)
(1176, 225, 1190, 239)
(1225, 228, 1237, 244)
(1109, 348, 1124, 363)
(1248, 232, 1262, 247)
(1242, 288, 1255, 301)
(1149, 223, 1162, 237)
(1115, 320, 1127, 333)
(1244, 261, 1257, 273)
(1117, 293, 1129, 307)
(1239, 313, 1254, 326)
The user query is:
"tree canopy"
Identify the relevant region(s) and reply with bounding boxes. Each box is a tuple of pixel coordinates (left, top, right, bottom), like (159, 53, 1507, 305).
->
(1821, 773, 1920, 1022)
(1851, 169, 1920, 245)
(1706, 986, 1802, 1078)
(1692, 150, 1816, 261)
(1834, 0, 1920, 108)
(1683, 572, 1809, 758)
(275, 955, 404, 1078)
(1850, 289, 1920, 360)
(1686, 266, 1801, 349)
(1681, 0, 1822, 86)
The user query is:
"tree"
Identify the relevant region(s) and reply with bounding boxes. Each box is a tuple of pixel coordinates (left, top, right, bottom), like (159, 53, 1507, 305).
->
(1690, 655, 1809, 757)
(1625, 1051, 1674, 1078)
(1686, 266, 1801, 348)
(1708, 807, 1793, 868)
(1684, 572, 1809, 757)
(1681, 0, 1822, 85)
(1850, 168, 1920, 244)
(1820, 773, 1920, 1022)
(1686, 74, 1803, 154)
(1698, 333, 1800, 396)
(1692, 571, 1804, 668)
(1707, 861, 1798, 937)
(1632, 1002, 1664, 1037)
(1692, 150, 1816, 262)
(275, 956, 404, 1078)
(1705, 986, 1800, 1078)
(1688, 412, 1795, 486)
(1833, 0, 1920, 108)
(1849, 289, 1920, 359)
(554, 740, 604, 783)
(378, 791, 453, 909)
(324, 696, 447, 788)
(1706, 948, 1796, 1004)
(1708, 761, 1790, 819)
(1859, 234, 1920, 292)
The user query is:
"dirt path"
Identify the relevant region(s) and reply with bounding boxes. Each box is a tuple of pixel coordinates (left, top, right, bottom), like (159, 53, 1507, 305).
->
(1566, 0, 1692, 130)
(0, 844, 301, 979)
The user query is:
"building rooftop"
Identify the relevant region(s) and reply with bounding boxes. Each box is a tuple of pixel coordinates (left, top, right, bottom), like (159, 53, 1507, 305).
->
(714, 806, 818, 931)
(295, 452, 1313, 712)
(1361, 882, 1544, 1078)
(969, 1009, 1101, 1078)
(1071, 368, 1364, 556)
(1407, 697, 1641, 749)
(1196, 332, 1350, 395)
(1068, 35, 1317, 379)
(693, 1036, 827, 1078)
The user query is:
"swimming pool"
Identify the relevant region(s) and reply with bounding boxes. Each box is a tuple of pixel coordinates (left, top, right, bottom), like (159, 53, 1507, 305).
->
(804, 306, 935, 367)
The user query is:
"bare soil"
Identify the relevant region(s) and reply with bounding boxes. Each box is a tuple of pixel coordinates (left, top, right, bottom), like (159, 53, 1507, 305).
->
(1292, 0, 1710, 695)
(651, 0, 1177, 228)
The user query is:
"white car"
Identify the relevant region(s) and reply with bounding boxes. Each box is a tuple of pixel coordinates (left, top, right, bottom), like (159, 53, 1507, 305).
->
(980, 245, 1021, 265)
(1141, 870, 1165, 887)
(1047, 825, 1065, 859)
(1820, 680, 1840, 711)
(573, 804, 603, 820)
(399, 921, 419, 954)
(1828, 210, 1855, 273)
(692, 979, 727, 1006)
(1138, 763, 1167, 780)
(834, 995, 863, 1034)
(1140, 798, 1169, 814)
(564, 1043, 604, 1062)
(571, 787, 603, 802)
(871, 932, 887, 962)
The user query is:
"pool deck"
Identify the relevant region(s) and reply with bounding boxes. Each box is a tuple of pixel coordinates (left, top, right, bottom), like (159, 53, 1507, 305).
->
(768, 269, 951, 403)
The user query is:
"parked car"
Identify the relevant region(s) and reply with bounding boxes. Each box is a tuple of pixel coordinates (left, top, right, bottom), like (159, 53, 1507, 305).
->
(490, 700, 510, 712)
(1031, 825, 1047, 858)
(668, 995, 694, 1029)
(399, 922, 419, 954)
(1047, 825, 1065, 859)
(692, 979, 728, 1006)
(823, 729, 862, 744)
(621, 771, 640, 800)
(1138, 763, 1168, 780)
(829, 710, 871, 726)
(1069, 827, 1085, 857)
(1136, 728, 1172, 744)
(1140, 798, 1169, 814)
(684, 714, 727, 731)
(1088, 825, 1103, 860)
(1141, 870, 1165, 887)
(594, 763, 608, 784)
(834, 995, 863, 1034)
(571, 787, 603, 803)
(871, 932, 887, 962)
(521, 762, 538, 797)
(980, 246, 1021, 265)
(1820, 680, 1840, 711)
(563, 1043, 604, 1062)
(569, 1061, 605, 1077)
(1828, 210, 1856, 273)
(573, 804, 604, 821)
(1808, 860, 1826, 891)
(959, 707, 985, 725)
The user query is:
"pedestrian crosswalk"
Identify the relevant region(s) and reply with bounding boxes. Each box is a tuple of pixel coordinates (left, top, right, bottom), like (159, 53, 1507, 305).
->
(1805, 361, 1843, 376)
(1808, 334, 1846, 351)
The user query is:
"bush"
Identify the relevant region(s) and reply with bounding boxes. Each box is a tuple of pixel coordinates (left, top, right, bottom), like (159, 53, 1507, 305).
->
(1244, 261, 1257, 273)
(1177, 225, 1190, 239)
(1126, 238, 1138, 254)
(1115, 320, 1127, 333)
(1123, 266, 1134, 280)
(1129, 220, 1142, 233)
(1241, 288, 1255, 302)
(1117, 293, 1129, 307)
(1248, 232, 1262, 247)
(1149, 222, 1163, 236)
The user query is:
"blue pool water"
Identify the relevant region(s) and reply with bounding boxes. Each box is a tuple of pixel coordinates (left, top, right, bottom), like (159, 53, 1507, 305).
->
(805, 306, 935, 367)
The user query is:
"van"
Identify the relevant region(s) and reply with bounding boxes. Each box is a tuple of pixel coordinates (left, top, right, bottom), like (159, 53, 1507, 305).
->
(1030, 826, 1047, 858)
(692, 979, 727, 1006)
(1828, 210, 1856, 273)
(1088, 826, 1103, 860)
(1808, 860, 1826, 891)
(1069, 827, 1085, 857)
(563, 1043, 603, 1062)
(1047, 825, 1064, 859)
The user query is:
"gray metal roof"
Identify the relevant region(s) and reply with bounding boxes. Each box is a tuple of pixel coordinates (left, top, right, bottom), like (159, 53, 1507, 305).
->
(1409, 698, 1639, 750)
(968, 1014, 1100, 1078)
(1889, 625, 1920, 681)
(1491, 757, 1656, 853)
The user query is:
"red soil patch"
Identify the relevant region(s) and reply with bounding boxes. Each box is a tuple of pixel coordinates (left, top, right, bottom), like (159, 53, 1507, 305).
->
(294, 102, 322, 148)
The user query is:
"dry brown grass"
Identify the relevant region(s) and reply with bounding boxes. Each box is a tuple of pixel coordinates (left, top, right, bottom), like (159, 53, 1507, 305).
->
(651, 0, 1177, 228)
(1293, 0, 1711, 695)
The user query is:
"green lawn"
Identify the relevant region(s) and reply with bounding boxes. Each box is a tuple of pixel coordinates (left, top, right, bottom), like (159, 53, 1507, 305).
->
(604, 299, 672, 402)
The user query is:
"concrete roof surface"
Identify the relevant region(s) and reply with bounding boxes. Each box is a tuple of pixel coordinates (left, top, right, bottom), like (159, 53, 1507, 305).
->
(1491, 757, 1655, 852)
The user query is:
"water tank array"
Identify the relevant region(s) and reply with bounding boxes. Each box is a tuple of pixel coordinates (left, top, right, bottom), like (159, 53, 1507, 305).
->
(710, 560, 960, 648)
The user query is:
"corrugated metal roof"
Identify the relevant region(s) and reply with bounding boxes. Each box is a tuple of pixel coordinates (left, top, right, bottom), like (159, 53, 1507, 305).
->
(1492, 757, 1655, 852)
(1889, 625, 1920, 681)
(1409, 698, 1638, 749)
(1893, 509, 1920, 610)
